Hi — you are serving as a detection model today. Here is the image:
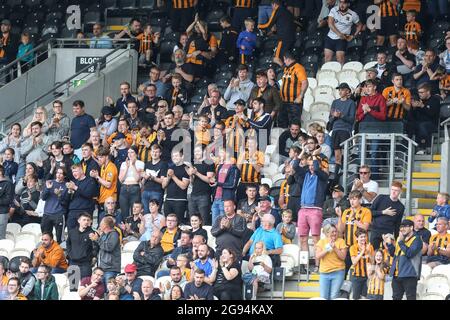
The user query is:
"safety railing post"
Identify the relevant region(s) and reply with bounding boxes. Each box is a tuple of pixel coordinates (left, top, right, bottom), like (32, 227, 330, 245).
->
(389, 135, 395, 186)
(343, 139, 349, 194)
(406, 139, 414, 216)
(361, 134, 367, 165)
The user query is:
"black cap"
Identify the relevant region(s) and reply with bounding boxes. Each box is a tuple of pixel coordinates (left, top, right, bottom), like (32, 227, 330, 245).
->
(400, 219, 414, 227)
(259, 196, 271, 203)
(112, 132, 126, 141)
(336, 83, 351, 91)
(1, 19, 11, 25)
(332, 185, 344, 193)
(101, 106, 115, 115)
(234, 99, 246, 106)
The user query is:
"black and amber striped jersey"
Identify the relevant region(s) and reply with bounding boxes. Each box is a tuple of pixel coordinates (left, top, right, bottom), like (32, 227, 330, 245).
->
(224, 115, 248, 153)
(429, 233, 450, 257)
(136, 33, 154, 54)
(341, 207, 372, 247)
(237, 149, 265, 183)
(172, 0, 196, 9)
(136, 131, 157, 163)
(280, 179, 290, 205)
(382, 86, 411, 120)
(404, 21, 421, 41)
(367, 265, 388, 295)
(234, 0, 253, 8)
(379, 0, 399, 17)
(280, 62, 307, 103)
(350, 243, 374, 277)
(392, 235, 417, 277)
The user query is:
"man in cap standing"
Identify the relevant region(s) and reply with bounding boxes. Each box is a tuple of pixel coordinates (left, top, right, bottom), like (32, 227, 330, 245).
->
(385, 219, 422, 300)
(0, 19, 19, 85)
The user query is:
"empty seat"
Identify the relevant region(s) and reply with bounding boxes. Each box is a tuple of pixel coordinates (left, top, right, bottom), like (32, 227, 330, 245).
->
(313, 85, 334, 97)
(311, 111, 330, 123)
(316, 69, 336, 82)
(159, 40, 176, 63)
(321, 61, 342, 72)
(9, 249, 31, 259)
(318, 77, 338, 88)
(314, 93, 335, 105)
(342, 61, 363, 72)
(24, 0, 41, 8)
(122, 241, 140, 253)
(307, 77, 317, 90)
(422, 292, 445, 300)
(0, 239, 15, 254)
(14, 239, 36, 252)
(15, 232, 38, 244)
(101, 0, 117, 9)
(303, 93, 314, 113)
(431, 264, 450, 279)
(121, 252, 134, 272)
(337, 69, 358, 82)
(7, 223, 21, 235)
(310, 102, 330, 113)
(84, 11, 101, 25)
(22, 223, 42, 235)
(363, 61, 377, 70)
(154, 275, 171, 289)
(120, 0, 136, 9)
(138, 275, 155, 283)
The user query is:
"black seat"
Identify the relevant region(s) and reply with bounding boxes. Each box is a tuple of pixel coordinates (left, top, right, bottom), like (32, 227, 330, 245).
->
(8, 256, 29, 273)
(303, 38, 323, 55)
(41, 23, 59, 36)
(159, 40, 176, 63)
(300, 54, 319, 65)
(162, 31, 180, 42)
(190, 94, 204, 105)
(84, 11, 101, 25)
(214, 70, 232, 82)
(205, 9, 225, 32)
(428, 37, 445, 51)
(101, 0, 117, 9)
(24, 0, 41, 9)
(0, 256, 9, 270)
(6, 0, 22, 7)
(120, 0, 136, 9)
(139, 0, 154, 9)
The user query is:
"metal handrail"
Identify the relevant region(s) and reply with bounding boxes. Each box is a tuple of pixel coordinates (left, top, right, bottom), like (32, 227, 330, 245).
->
(0, 41, 48, 73)
(440, 118, 450, 127)
(2, 39, 132, 127)
(341, 133, 418, 216)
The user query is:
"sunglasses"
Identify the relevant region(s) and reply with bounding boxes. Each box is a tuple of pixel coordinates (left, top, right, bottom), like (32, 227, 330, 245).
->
(359, 171, 369, 175)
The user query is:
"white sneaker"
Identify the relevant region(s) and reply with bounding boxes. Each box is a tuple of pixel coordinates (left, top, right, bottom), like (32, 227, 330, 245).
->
(415, 150, 426, 155)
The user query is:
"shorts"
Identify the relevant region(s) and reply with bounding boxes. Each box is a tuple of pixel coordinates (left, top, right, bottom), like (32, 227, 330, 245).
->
(324, 36, 347, 52)
(274, 40, 294, 60)
(377, 16, 399, 37)
(297, 207, 323, 236)
(331, 130, 351, 150)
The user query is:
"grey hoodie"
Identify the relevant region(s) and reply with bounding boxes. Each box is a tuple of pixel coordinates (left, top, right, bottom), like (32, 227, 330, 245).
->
(224, 78, 255, 110)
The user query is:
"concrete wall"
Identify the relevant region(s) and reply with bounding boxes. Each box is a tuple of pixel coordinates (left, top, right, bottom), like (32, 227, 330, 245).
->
(0, 55, 56, 122)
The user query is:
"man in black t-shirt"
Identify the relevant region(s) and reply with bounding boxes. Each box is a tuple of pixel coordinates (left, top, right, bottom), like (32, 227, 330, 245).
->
(392, 37, 416, 76)
(184, 269, 214, 300)
(162, 150, 190, 224)
(142, 144, 168, 214)
(187, 145, 215, 225)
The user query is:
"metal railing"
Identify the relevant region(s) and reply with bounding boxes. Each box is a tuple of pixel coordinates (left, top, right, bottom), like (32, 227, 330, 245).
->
(440, 118, 450, 193)
(0, 39, 133, 135)
(341, 133, 418, 215)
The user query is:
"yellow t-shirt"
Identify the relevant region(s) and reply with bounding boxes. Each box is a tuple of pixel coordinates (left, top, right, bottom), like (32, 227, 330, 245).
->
(161, 229, 176, 253)
(316, 238, 347, 273)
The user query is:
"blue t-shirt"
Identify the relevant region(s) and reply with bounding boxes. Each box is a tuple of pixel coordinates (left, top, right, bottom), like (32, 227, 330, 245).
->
(194, 258, 214, 277)
(70, 113, 96, 149)
(249, 227, 283, 255)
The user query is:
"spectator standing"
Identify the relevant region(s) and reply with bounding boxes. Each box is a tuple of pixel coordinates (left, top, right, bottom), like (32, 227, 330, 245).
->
(46, 100, 70, 142)
(0, 19, 19, 85)
(370, 181, 405, 249)
(375, 0, 399, 48)
(236, 19, 257, 65)
(70, 100, 96, 157)
(315, 224, 347, 300)
(224, 64, 255, 111)
(350, 229, 374, 300)
(66, 213, 97, 279)
(367, 249, 388, 300)
(63, 163, 99, 229)
(217, 16, 238, 64)
(382, 73, 411, 122)
(386, 219, 422, 300)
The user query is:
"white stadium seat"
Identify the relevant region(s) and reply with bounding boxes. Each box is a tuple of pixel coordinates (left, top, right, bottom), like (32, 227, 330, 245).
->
(15, 231, 38, 244)
(342, 61, 363, 72)
(313, 93, 334, 105)
(6, 223, 22, 235)
(316, 70, 337, 83)
(61, 291, 81, 300)
(307, 77, 317, 90)
(320, 61, 342, 72)
(424, 274, 450, 296)
(310, 102, 331, 113)
(317, 77, 338, 88)
(431, 264, 450, 279)
(0, 239, 15, 253)
(313, 85, 334, 97)
(21, 223, 42, 236)
(358, 70, 367, 82)
(261, 178, 273, 189)
(421, 292, 445, 300)
(121, 252, 134, 272)
(155, 275, 172, 289)
(138, 275, 155, 284)
(363, 61, 377, 70)
(9, 248, 31, 259)
(0, 248, 9, 257)
(14, 239, 36, 252)
(303, 93, 314, 113)
(122, 241, 141, 253)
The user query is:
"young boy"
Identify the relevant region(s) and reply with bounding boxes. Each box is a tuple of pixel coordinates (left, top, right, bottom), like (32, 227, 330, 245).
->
(236, 18, 257, 65)
(2, 147, 18, 183)
(403, 10, 422, 42)
(137, 24, 160, 66)
(164, 73, 188, 108)
(259, 183, 274, 206)
(428, 192, 450, 224)
(276, 209, 296, 244)
(218, 15, 238, 64)
(17, 32, 34, 73)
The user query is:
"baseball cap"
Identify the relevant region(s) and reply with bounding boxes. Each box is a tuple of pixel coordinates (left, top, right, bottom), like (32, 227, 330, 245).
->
(332, 185, 344, 193)
(101, 106, 115, 115)
(336, 83, 351, 91)
(234, 99, 246, 106)
(400, 219, 414, 227)
(366, 67, 377, 74)
(124, 264, 137, 273)
(112, 132, 126, 141)
(1, 19, 11, 26)
(259, 196, 271, 203)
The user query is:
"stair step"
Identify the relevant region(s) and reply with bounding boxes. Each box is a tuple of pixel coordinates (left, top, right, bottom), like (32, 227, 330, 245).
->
(408, 189, 439, 198)
(414, 155, 441, 161)
(412, 198, 437, 209)
(414, 209, 433, 216)
(298, 282, 320, 287)
(412, 172, 440, 179)
(284, 291, 320, 299)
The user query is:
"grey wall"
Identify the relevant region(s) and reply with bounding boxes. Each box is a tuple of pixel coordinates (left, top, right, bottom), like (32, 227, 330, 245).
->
(0, 55, 56, 122)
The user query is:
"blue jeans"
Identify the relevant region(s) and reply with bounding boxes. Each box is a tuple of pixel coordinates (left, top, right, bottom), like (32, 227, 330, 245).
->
(211, 199, 224, 226)
(319, 270, 345, 300)
(258, 5, 272, 25)
(141, 190, 163, 214)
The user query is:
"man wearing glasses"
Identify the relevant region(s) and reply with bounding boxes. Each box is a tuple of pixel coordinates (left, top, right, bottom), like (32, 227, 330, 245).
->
(78, 267, 106, 300)
(351, 164, 379, 207)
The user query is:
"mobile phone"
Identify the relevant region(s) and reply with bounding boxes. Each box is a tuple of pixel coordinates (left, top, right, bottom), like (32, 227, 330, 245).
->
(253, 262, 261, 266)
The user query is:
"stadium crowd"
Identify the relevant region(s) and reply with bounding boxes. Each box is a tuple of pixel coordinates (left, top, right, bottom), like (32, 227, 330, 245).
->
(0, 0, 449, 300)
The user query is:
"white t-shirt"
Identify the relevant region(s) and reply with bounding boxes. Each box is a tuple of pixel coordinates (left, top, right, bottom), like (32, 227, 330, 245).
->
(327, 7, 360, 40)
(362, 180, 378, 204)
(120, 160, 145, 184)
(252, 254, 272, 280)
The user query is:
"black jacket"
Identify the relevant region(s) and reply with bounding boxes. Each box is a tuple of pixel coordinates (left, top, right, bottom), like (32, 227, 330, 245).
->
(133, 242, 164, 277)
(0, 179, 14, 213)
(42, 155, 74, 181)
(66, 227, 98, 264)
(258, 5, 295, 42)
(62, 176, 99, 213)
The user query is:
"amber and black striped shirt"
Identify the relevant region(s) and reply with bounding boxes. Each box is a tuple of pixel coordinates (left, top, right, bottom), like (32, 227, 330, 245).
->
(224, 115, 248, 153)
(429, 233, 450, 257)
(280, 62, 307, 103)
(136, 33, 154, 54)
(172, 0, 196, 9)
(367, 265, 388, 295)
(136, 131, 157, 163)
(280, 179, 290, 206)
(237, 149, 264, 183)
(234, 0, 253, 8)
(341, 207, 372, 247)
(404, 21, 421, 41)
(350, 243, 374, 277)
(379, 0, 398, 17)
(382, 86, 411, 120)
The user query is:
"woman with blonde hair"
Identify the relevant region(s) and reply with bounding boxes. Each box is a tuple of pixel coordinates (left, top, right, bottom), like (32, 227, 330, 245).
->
(23, 106, 48, 138)
(316, 223, 347, 300)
